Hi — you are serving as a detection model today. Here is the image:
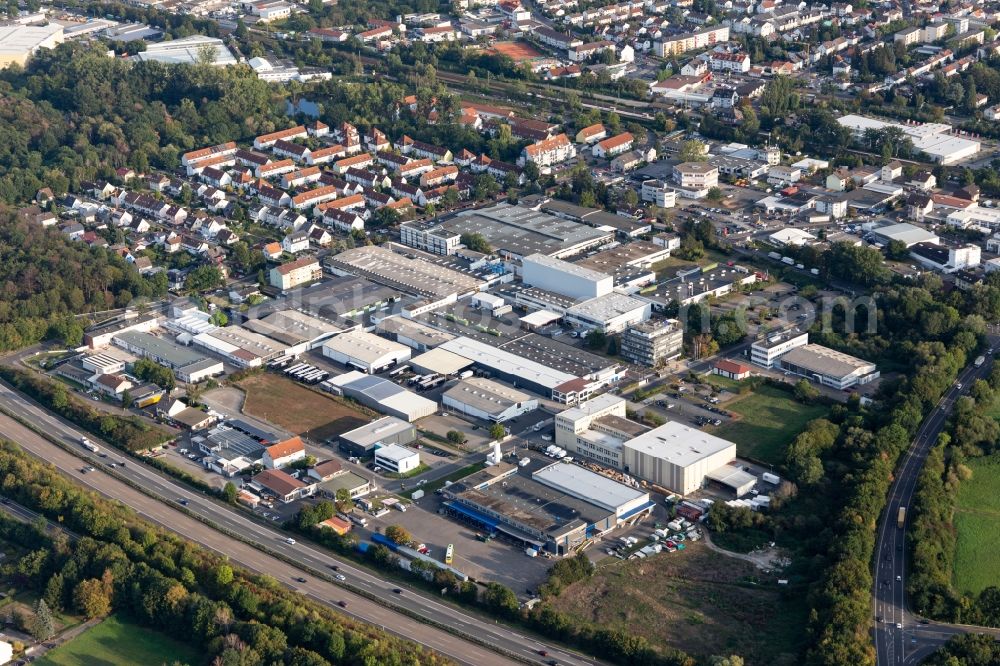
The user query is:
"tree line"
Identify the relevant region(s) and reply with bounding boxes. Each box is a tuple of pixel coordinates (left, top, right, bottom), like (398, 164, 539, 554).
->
(908, 362, 1000, 624)
(702, 266, 984, 665)
(0, 440, 447, 666)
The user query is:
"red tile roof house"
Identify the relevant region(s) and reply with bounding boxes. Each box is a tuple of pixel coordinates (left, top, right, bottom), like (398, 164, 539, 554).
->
(263, 436, 307, 468)
(713, 359, 752, 380)
(254, 125, 308, 150)
(592, 132, 635, 159)
(253, 468, 314, 503)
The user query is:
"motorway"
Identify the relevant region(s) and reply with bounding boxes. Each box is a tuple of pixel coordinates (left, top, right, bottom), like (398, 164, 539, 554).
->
(0, 382, 605, 666)
(873, 345, 1000, 665)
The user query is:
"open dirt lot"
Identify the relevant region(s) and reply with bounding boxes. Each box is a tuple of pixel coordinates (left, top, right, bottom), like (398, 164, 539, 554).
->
(486, 40, 543, 62)
(238, 373, 370, 442)
(550, 543, 806, 666)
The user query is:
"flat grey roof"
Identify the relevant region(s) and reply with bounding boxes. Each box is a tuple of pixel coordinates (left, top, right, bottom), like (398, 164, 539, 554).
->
(411, 348, 473, 375)
(323, 330, 409, 364)
(705, 465, 756, 491)
(871, 222, 938, 245)
(440, 337, 577, 390)
(565, 292, 648, 322)
(532, 461, 646, 513)
(326, 246, 484, 299)
(341, 416, 414, 447)
(377, 317, 456, 348)
(443, 377, 532, 415)
(452, 469, 611, 534)
(374, 443, 419, 463)
(523, 253, 611, 282)
(114, 330, 208, 368)
(498, 333, 616, 378)
(435, 203, 611, 258)
(779, 344, 876, 379)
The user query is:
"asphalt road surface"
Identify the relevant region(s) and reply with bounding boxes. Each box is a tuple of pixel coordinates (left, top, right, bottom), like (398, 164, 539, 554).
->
(873, 346, 1000, 665)
(0, 381, 604, 666)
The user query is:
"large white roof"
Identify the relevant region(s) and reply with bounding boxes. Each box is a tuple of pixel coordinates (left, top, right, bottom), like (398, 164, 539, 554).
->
(624, 421, 736, 468)
(532, 461, 647, 513)
(323, 330, 409, 364)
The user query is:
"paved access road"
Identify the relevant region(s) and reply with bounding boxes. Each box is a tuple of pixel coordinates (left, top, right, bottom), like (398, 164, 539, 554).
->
(874, 348, 1000, 666)
(0, 382, 604, 666)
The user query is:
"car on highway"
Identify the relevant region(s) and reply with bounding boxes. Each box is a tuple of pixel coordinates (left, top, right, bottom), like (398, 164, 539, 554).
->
(295, 577, 307, 583)
(335, 574, 346, 581)
(896, 623, 903, 629)
(393, 588, 403, 594)
(338, 600, 348, 608)
(176, 498, 188, 506)
(80, 467, 89, 474)
(329, 564, 339, 571)
(896, 575, 901, 581)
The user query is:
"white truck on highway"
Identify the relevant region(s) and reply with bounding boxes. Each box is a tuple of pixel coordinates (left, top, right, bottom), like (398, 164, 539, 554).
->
(79, 436, 99, 453)
(975, 355, 986, 367)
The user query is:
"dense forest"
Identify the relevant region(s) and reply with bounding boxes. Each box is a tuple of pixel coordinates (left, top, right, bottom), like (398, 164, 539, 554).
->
(0, 440, 447, 665)
(0, 213, 165, 350)
(0, 42, 287, 201)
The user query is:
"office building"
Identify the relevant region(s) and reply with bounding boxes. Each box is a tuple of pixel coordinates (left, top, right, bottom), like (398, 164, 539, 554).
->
(620, 319, 683, 367)
(750, 330, 809, 368)
(374, 443, 421, 474)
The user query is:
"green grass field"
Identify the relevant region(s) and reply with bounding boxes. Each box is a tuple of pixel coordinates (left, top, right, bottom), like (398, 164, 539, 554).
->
(953, 454, 1000, 595)
(712, 385, 827, 464)
(36, 615, 200, 666)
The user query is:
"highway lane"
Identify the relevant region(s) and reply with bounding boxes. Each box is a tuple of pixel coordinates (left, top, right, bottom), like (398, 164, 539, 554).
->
(0, 382, 605, 666)
(873, 348, 998, 666)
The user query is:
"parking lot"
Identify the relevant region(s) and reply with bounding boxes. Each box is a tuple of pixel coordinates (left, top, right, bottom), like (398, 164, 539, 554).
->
(364, 492, 554, 595)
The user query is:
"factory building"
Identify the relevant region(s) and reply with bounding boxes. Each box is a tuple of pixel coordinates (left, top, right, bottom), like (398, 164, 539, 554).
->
(778, 344, 879, 389)
(112, 331, 224, 383)
(324, 371, 437, 421)
(442, 377, 538, 422)
(338, 416, 418, 456)
(400, 203, 612, 259)
(321, 330, 411, 373)
(564, 292, 651, 334)
(556, 395, 744, 495)
(439, 336, 603, 404)
(442, 461, 651, 555)
(838, 115, 980, 165)
(622, 422, 737, 495)
(521, 253, 613, 301)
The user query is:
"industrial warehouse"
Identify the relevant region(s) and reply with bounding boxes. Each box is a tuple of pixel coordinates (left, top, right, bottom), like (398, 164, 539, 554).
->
(555, 395, 749, 495)
(442, 460, 653, 555)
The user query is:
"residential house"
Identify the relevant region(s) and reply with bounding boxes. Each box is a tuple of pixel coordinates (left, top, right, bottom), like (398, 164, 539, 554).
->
(263, 436, 307, 468)
(592, 132, 634, 159)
